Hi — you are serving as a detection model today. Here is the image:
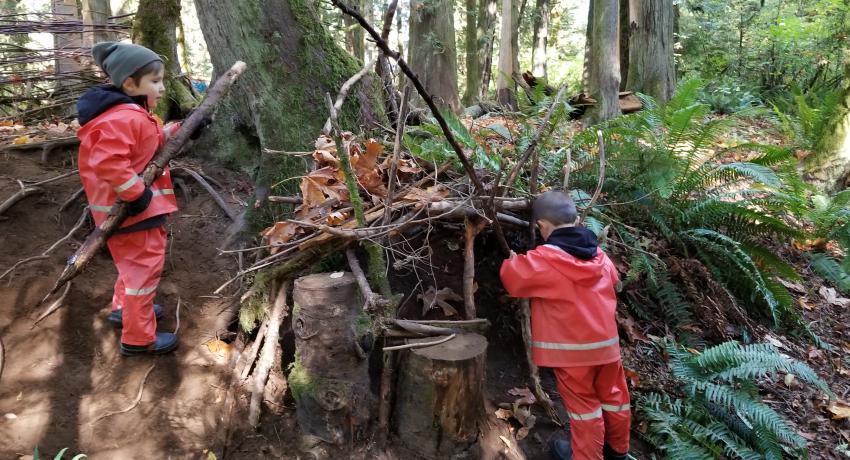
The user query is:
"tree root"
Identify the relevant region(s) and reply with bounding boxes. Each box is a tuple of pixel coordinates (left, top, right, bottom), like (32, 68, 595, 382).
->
(0, 180, 42, 216)
(59, 186, 85, 213)
(32, 282, 72, 327)
(90, 363, 156, 425)
(171, 167, 238, 221)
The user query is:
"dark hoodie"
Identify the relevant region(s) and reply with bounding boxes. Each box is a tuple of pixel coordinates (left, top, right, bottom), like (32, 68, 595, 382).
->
(544, 226, 598, 261)
(77, 85, 147, 127)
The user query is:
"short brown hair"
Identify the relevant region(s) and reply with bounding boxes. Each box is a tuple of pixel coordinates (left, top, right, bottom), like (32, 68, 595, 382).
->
(127, 60, 165, 85)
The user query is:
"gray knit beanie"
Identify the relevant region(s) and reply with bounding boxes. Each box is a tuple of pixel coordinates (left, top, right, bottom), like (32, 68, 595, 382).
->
(92, 41, 162, 88)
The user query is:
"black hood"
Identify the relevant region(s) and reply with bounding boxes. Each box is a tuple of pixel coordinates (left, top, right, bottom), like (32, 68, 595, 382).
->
(77, 85, 147, 126)
(544, 226, 598, 261)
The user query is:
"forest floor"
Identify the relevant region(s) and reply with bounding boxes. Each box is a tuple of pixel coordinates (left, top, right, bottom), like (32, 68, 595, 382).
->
(0, 116, 848, 459)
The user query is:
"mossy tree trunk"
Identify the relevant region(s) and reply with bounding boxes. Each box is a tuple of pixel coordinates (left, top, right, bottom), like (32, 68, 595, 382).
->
(463, 0, 479, 106)
(343, 0, 366, 62)
(408, 0, 461, 113)
(531, 0, 550, 79)
(625, 0, 675, 104)
(477, 0, 498, 100)
(587, 0, 621, 123)
(496, 0, 516, 108)
(193, 0, 385, 203)
(805, 60, 850, 191)
(133, 0, 198, 120)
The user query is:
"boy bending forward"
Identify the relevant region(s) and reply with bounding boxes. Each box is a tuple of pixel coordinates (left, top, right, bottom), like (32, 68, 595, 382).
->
(500, 191, 630, 460)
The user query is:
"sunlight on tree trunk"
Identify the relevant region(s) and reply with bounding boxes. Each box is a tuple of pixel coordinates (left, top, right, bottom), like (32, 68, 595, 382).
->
(477, 0, 498, 100)
(464, 0, 478, 106)
(618, 0, 628, 90)
(52, 0, 82, 92)
(531, 0, 550, 79)
(496, 0, 516, 108)
(81, 0, 113, 47)
(408, 0, 461, 112)
(587, 0, 620, 122)
(806, 60, 850, 191)
(625, 0, 675, 103)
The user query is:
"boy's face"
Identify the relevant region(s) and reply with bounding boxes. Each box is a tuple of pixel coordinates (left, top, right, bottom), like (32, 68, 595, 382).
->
(122, 69, 165, 110)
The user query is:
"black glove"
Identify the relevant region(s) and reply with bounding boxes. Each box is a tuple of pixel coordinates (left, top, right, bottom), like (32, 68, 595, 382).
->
(126, 187, 153, 216)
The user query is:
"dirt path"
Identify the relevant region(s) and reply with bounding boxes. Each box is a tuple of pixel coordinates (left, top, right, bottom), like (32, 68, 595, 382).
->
(0, 151, 246, 459)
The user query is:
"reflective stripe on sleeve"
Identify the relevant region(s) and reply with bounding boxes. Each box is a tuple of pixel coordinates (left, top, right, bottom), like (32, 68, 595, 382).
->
(114, 175, 141, 193)
(601, 403, 631, 412)
(90, 204, 112, 212)
(151, 188, 174, 197)
(568, 408, 602, 421)
(532, 336, 619, 351)
(125, 286, 157, 296)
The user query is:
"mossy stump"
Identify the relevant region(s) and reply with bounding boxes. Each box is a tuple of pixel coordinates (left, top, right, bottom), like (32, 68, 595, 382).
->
(393, 333, 488, 459)
(290, 272, 373, 446)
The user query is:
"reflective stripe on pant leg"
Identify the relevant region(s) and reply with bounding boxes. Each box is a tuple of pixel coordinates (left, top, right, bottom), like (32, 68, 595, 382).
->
(596, 361, 631, 454)
(111, 276, 124, 313)
(554, 367, 605, 460)
(106, 226, 166, 346)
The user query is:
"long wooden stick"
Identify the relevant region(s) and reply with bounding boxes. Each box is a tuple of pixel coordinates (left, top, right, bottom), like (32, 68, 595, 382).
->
(579, 130, 606, 223)
(41, 61, 247, 303)
(519, 299, 563, 426)
(248, 280, 290, 428)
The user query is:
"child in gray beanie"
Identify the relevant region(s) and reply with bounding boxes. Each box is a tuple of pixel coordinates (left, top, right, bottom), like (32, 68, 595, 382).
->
(75, 41, 180, 356)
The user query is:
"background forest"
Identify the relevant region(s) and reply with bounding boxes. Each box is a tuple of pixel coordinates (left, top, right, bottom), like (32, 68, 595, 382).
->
(2, 0, 850, 459)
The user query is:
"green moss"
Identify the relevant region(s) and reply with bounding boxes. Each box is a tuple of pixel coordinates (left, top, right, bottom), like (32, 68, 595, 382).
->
(354, 311, 372, 338)
(287, 356, 352, 402)
(239, 293, 268, 332)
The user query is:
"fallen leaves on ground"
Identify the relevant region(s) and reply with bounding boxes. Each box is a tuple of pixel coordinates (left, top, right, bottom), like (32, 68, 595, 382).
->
(508, 387, 536, 406)
(818, 286, 850, 307)
(826, 399, 850, 420)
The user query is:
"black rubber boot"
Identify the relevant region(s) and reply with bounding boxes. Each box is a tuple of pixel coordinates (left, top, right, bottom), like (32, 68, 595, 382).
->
(108, 303, 164, 327)
(603, 443, 629, 460)
(549, 439, 572, 460)
(120, 332, 179, 356)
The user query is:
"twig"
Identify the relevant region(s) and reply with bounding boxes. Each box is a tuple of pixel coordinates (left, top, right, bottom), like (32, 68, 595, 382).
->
(382, 85, 411, 228)
(383, 333, 456, 351)
(59, 186, 85, 212)
(266, 195, 303, 204)
(1, 209, 88, 281)
(0, 180, 41, 216)
(519, 299, 563, 426)
(0, 335, 5, 384)
(174, 297, 182, 335)
(32, 281, 72, 326)
(528, 149, 540, 247)
(25, 169, 79, 187)
(562, 148, 572, 191)
(239, 320, 269, 382)
(249, 280, 290, 428)
(579, 130, 606, 223)
(401, 319, 489, 326)
(463, 217, 486, 319)
(346, 248, 382, 310)
(322, 57, 376, 135)
(377, 343, 398, 447)
(390, 319, 457, 336)
(91, 363, 156, 424)
(171, 167, 237, 221)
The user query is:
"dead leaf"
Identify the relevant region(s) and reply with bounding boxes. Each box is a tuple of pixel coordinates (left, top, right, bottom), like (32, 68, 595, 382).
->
(818, 286, 850, 307)
(616, 312, 650, 343)
(798, 298, 816, 311)
(827, 399, 850, 420)
(261, 221, 300, 251)
(418, 286, 462, 316)
(402, 185, 450, 204)
(0, 120, 12, 127)
(508, 387, 536, 406)
(495, 408, 512, 420)
(784, 373, 797, 388)
(516, 427, 530, 440)
(205, 339, 231, 358)
(12, 135, 29, 144)
(779, 278, 806, 293)
(624, 367, 641, 387)
(764, 334, 786, 349)
(808, 347, 826, 361)
(326, 211, 349, 226)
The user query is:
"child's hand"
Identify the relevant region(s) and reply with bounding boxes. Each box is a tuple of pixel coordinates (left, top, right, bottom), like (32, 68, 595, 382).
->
(509, 250, 517, 258)
(163, 121, 182, 138)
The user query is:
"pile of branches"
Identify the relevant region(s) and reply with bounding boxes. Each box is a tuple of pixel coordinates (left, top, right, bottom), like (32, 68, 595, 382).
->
(0, 12, 131, 121)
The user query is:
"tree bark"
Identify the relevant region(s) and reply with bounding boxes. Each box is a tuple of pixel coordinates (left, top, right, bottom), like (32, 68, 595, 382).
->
(581, 0, 593, 94)
(52, 0, 83, 92)
(511, 0, 525, 80)
(393, 333, 487, 459)
(408, 0, 461, 112)
(463, 0, 479, 106)
(805, 61, 850, 191)
(625, 0, 675, 103)
(618, 0, 629, 91)
(587, 0, 621, 123)
(531, 0, 550, 79)
(193, 0, 384, 198)
(477, 0, 498, 100)
(133, 0, 198, 120)
(344, 0, 366, 62)
(81, 0, 113, 47)
(496, 0, 516, 108)
(290, 272, 373, 446)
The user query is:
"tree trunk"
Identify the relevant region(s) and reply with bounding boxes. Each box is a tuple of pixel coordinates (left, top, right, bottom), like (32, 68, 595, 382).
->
(52, 0, 83, 92)
(290, 272, 373, 447)
(408, 0, 461, 112)
(133, 0, 198, 120)
(477, 0, 498, 100)
(581, 0, 593, 94)
(496, 0, 516, 108)
(393, 333, 487, 459)
(618, 0, 629, 91)
(463, 0, 479, 106)
(511, 0, 525, 80)
(625, 0, 675, 103)
(193, 0, 384, 201)
(344, 0, 366, 62)
(587, 0, 620, 123)
(805, 63, 850, 191)
(81, 0, 113, 47)
(531, 0, 550, 79)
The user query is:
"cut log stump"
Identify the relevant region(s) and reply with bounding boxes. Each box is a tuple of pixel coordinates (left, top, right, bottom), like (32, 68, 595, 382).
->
(290, 272, 373, 446)
(393, 332, 488, 459)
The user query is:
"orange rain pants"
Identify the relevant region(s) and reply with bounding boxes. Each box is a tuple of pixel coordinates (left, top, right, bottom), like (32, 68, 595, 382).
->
(553, 360, 631, 460)
(106, 226, 166, 346)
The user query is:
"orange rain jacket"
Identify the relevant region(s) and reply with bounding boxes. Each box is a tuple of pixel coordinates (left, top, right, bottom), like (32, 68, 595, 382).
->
(500, 244, 621, 368)
(77, 102, 177, 228)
